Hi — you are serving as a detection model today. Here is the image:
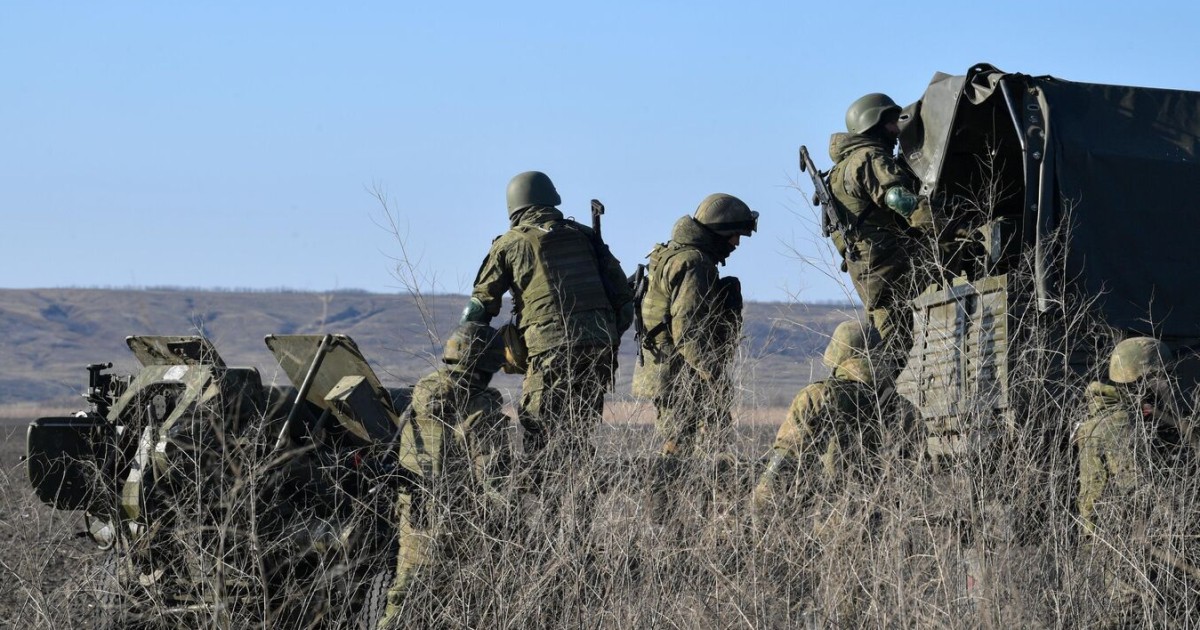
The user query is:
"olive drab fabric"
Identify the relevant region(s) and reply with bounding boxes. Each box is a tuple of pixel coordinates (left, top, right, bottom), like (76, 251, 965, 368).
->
(822, 320, 882, 369)
(753, 360, 882, 502)
(471, 206, 633, 357)
(441, 322, 506, 374)
(749, 357, 887, 627)
(380, 366, 512, 627)
(634, 212, 746, 525)
(471, 194, 631, 522)
(828, 131, 932, 353)
(1075, 381, 1140, 537)
(633, 215, 740, 399)
(1073, 374, 1200, 622)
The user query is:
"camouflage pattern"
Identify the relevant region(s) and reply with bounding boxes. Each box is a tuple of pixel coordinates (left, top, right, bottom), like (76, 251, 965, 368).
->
(1075, 382, 1140, 537)
(442, 321, 506, 374)
(380, 365, 512, 626)
(634, 215, 742, 439)
(752, 358, 881, 506)
(1074, 364, 1199, 622)
(750, 357, 886, 626)
(845, 92, 900, 134)
(471, 202, 631, 505)
(472, 205, 632, 356)
(828, 132, 932, 358)
(822, 320, 881, 369)
(518, 345, 613, 469)
(1109, 336, 1172, 384)
(633, 213, 744, 522)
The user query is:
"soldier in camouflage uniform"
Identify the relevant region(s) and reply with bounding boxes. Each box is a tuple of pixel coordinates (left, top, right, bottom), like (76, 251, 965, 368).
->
(750, 321, 891, 625)
(462, 171, 632, 508)
(750, 321, 886, 511)
(379, 323, 512, 628)
(1075, 337, 1199, 624)
(633, 193, 757, 523)
(828, 93, 937, 370)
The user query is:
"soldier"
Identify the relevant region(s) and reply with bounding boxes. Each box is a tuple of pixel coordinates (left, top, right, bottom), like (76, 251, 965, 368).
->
(750, 320, 886, 512)
(379, 323, 513, 627)
(750, 320, 891, 625)
(462, 171, 633, 509)
(827, 93, 937, 370)
(1075, 337, 1198, 623)
(633, 193, 757, 524)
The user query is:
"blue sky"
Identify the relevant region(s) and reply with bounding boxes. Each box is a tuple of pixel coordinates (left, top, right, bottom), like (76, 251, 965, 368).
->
(3, 1, 1198, 302)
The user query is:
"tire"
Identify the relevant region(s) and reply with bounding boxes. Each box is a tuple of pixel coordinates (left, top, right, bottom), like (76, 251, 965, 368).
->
(90, 551, 122, 630)
(357, 568, 395, 630)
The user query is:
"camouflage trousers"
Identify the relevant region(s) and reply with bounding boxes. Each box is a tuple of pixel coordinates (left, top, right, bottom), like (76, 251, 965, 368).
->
(845, 237, 919, 371)
(514, 346, 613, 541)
(518, 345, 613, 480)
(647, 359, 734, 525)
(379, 469, 511, 628)
(379, 412, 512, 627)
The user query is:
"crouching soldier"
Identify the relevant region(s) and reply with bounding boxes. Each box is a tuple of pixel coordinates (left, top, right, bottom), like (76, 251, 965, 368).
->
(750, 320, 892, 625)
(378, 323, 513, 628)
(1075, 337, 1199, 626)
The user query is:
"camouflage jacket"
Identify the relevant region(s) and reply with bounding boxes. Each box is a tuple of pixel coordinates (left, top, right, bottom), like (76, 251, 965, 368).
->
(397, 367, 510, 490)
(634, 215, 739, 388)
(472, 206, 633, 356)
(1075, 381, 1197, 535)
(828, 133, 931, 256)
(770, 364, 882, 488)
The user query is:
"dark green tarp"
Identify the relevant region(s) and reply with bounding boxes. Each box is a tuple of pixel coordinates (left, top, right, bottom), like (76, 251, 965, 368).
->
(901, 64, 1200, 338)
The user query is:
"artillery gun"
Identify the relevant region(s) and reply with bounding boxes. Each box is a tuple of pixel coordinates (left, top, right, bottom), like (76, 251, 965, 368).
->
(26, 334, 410, 628)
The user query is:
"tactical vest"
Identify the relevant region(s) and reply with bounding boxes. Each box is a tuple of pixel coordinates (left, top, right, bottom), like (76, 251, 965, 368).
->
(639, 242, 684, 349)
(512, 221, 611, 329)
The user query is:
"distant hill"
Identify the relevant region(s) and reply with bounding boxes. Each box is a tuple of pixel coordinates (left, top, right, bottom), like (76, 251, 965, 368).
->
(0, 288, 860, 407)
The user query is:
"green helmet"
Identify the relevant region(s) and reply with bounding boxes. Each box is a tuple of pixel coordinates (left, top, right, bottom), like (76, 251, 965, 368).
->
(694, 193, 758, 236)
(1109, 337, 1172, 384)
(442, 323, 506, 374)
(506, 171, 561, 216)
(835, 357, 876, 386)
(822, 320, 880, 368)
(845, 93, 900, 134)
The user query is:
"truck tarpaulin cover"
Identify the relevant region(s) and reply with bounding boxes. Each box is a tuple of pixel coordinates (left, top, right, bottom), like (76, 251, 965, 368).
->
(902, 64, 1200, 337)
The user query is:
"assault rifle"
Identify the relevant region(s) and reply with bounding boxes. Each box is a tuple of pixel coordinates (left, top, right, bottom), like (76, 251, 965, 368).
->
(630, 264, 649, 366)
(800, 145, 858, 262)
(590, 198, 620, 384)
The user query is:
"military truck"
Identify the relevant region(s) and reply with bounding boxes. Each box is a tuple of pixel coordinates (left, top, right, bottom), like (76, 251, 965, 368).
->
(26, 334, 410, 628)
(802, 64, 1200, 613)
(883, 62, 1200, 455)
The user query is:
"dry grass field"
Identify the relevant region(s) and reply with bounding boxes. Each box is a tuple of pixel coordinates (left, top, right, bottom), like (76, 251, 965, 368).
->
(0, 403, 784, 629)
(0, 417, 109, 628)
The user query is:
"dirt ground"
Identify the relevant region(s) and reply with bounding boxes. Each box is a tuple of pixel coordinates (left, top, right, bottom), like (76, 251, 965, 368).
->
(0, 419, 111, 629)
